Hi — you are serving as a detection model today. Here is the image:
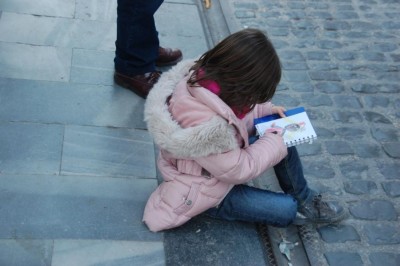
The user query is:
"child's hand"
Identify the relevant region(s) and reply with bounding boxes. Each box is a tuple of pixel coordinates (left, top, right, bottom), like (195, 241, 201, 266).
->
(266, 127, 284, 136)
(272, 105, 286, 117)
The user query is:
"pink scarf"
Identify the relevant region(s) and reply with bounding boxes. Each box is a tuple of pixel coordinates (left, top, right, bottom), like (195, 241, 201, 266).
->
(197, 69, 249, 119)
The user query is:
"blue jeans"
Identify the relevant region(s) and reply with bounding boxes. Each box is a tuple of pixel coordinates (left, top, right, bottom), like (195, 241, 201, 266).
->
(114, 0, 164, 76)
(206, 146, 311, 227)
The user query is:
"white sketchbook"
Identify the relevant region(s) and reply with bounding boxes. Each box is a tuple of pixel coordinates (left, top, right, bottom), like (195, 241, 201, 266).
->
(254, 107, 317, 147)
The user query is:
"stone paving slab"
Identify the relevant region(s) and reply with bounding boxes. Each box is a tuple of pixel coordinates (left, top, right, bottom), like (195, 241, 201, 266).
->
(0, 239, 53, 266)
(75, 0, 118, 21)
(164, 215, 268, 266)
(0, 0, 75, 18)
(70, 49, 115, 85)
(51, 240, 164, 266)
(155, 2, 209, 59)
(62, 125, 156, 178)
(0, 174, 159, 241)
(0, 239, 165, 266)
(0, 12, 115, 50)
(0, 122, 64, 175)
(0, 78, 146, 128)
(0, 42, 71, 82)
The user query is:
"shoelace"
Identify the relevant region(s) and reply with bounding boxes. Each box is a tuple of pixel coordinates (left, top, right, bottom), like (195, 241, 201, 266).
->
(312, 194, 331, 217)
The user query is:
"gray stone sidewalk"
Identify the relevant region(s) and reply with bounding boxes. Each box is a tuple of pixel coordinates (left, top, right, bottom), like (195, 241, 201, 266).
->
(219, 0, 400, 265)
(0, 0, 209, 265)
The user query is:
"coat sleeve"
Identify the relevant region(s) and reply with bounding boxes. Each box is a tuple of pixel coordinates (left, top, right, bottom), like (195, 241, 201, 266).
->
(254, 102, 275, 118)
(242, 102, 274, 135)
(195, 132, 288, 184)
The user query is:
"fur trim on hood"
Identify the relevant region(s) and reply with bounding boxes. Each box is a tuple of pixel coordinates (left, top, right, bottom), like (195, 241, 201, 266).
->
(144, 60, 239, 158)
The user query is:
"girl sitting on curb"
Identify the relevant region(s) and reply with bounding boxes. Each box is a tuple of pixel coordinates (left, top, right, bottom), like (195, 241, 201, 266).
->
(143, 28, 346, 232)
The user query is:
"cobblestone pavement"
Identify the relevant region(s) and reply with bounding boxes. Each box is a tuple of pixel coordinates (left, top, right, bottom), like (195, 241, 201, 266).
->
(220, 0, 399, 265)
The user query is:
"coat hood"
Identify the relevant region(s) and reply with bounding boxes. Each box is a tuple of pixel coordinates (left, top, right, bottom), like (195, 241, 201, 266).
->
(144, 60, 240, 158)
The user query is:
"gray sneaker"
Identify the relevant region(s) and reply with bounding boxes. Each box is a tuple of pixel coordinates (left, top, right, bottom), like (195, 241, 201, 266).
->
(293, 194, 347, 225)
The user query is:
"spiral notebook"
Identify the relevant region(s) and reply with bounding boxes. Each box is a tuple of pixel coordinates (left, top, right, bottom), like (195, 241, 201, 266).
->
(254, 107, 317, 147)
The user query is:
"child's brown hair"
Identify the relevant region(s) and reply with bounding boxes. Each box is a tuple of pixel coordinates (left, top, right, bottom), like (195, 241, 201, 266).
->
(188, 28, 281, 114)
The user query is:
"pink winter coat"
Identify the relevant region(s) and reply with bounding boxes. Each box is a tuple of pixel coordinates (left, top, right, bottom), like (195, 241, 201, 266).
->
(143, 60, 288, 232)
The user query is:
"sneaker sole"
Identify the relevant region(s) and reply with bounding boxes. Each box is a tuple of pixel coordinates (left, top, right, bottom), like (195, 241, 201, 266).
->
(293, 210, 349, 225)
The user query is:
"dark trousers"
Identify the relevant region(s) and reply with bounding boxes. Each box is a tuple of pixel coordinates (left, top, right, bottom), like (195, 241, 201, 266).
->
(114, 0, 164, 76)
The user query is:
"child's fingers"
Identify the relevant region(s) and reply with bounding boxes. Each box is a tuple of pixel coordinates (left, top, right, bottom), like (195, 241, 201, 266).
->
(272, 105, 286, 117)
(266, 127, 284, 136)
(277, 108, 286, 117)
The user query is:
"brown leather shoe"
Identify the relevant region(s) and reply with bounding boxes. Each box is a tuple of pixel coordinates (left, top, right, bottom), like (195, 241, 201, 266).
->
(114, 71, 161, 98)
(156, 47, 183, 67)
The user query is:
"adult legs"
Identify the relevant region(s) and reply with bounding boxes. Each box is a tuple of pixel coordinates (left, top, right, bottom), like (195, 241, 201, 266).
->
(114, 0, 163, 76)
